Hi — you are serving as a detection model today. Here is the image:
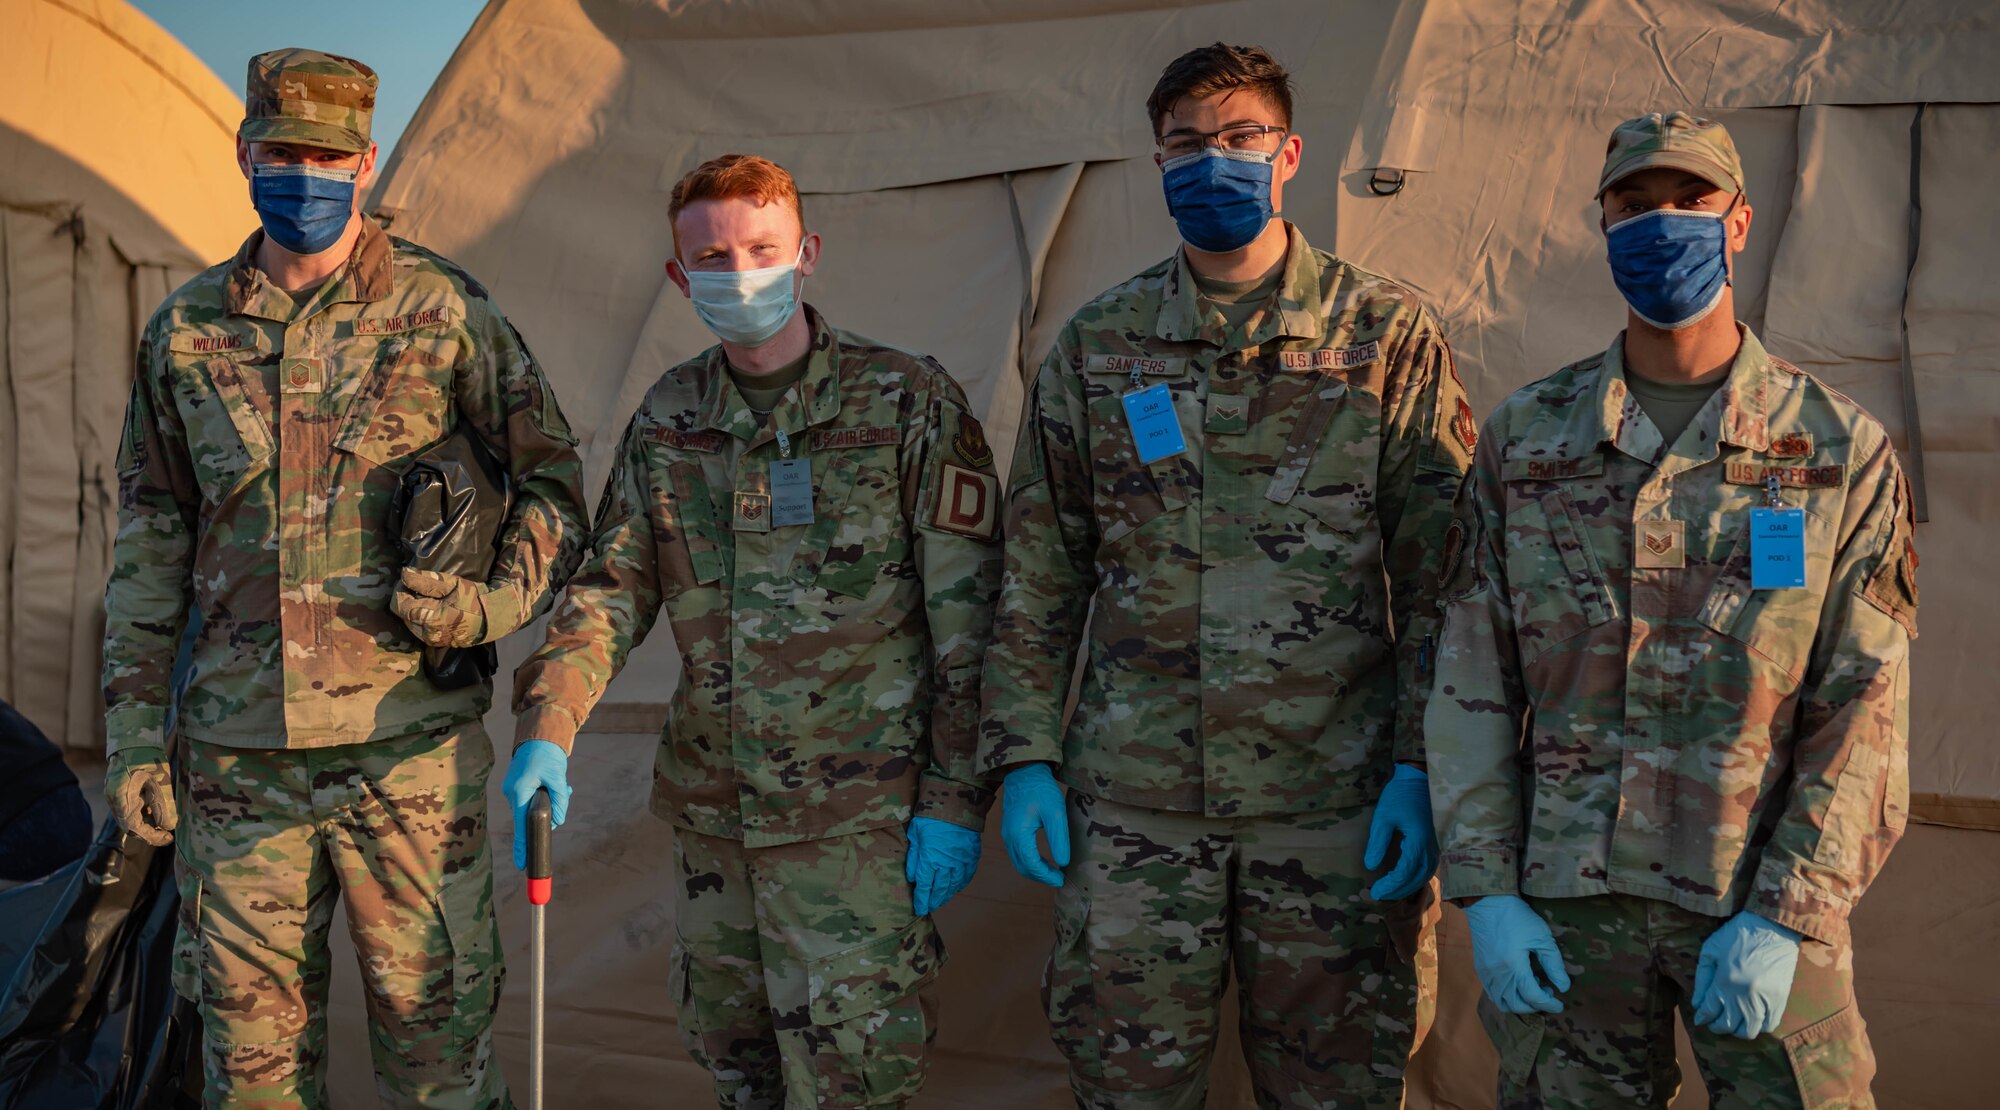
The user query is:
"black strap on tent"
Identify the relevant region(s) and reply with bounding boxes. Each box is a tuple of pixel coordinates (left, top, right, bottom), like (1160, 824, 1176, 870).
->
(1003, 171, 1037, 384)
(1899, 104, 1930, 523)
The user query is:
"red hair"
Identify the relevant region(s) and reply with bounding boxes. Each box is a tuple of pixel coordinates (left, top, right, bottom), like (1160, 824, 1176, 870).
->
(668, 153, 804, 252)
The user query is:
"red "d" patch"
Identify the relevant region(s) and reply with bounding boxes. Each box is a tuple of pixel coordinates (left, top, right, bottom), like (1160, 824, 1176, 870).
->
(931, 462, 999, 540)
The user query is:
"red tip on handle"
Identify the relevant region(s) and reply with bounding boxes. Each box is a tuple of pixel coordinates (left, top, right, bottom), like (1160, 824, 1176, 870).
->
(528, 876, 552, 906)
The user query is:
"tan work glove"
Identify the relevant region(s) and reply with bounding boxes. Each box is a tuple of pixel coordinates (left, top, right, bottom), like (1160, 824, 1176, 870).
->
(106, 745, 177, 846)
(391, 568, 491, 648)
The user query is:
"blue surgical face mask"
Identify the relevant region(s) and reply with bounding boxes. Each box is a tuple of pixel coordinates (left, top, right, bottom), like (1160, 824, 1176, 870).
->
(1161, 147, 1277, 254)
(1604, 206, 1734, 330)
(682, 243, 805, 347)
(249, 162, 358, 256)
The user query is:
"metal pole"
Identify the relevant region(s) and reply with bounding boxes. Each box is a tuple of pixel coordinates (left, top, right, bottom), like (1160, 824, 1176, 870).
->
(526, 789, 554, 1110)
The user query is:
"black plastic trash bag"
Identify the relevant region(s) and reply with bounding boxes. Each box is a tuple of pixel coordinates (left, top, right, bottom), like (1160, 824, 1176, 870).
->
(388, 421, 513, 690)
(0, 699, 91, 883)
(0, 819, 199, 1108)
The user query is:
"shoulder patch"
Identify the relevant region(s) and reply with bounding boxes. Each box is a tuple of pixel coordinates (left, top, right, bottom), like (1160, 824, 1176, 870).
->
(646, 426, 726, 453)
(1452, 396, 1480, 452)
(929, 462, 999, 540)
(952, 415, 995, 468)
(810, 426, 900, 452)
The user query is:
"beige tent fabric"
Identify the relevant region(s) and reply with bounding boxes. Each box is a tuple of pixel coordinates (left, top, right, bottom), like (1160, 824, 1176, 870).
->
(0, 0, 250, 750)
(73, 0, 1981, 1104)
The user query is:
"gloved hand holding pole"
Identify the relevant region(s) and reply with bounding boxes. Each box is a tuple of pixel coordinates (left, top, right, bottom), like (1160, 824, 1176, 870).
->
(526, 789, 553, 1110)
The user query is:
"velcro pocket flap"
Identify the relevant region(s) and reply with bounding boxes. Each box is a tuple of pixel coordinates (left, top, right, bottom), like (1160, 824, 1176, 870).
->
(807, 914, 947, 1027)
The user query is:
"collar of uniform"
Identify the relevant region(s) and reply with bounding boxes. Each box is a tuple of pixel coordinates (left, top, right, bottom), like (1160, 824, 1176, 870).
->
(1711, 325, 1774, 452)
(1154, 221, 1323, 346)
(1591, 324, 1773, 463)
(222, 218, 395, 320)
(699, 304, 843, 441)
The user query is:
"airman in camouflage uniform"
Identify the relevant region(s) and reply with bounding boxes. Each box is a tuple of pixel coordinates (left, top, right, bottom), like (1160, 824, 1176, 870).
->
(101, 49, 587, 1108)
(513, 156, 1002, 1107)
(979, 45, 1464, 1108)
(1426, 113, 1917, 1109)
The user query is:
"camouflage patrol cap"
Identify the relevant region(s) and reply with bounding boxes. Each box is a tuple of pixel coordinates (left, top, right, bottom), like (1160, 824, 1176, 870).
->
(1597, 111, 1744, 198)
(239, 48, 377, 154)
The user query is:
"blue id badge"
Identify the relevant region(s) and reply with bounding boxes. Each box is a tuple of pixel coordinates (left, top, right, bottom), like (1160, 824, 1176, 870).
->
(1121, 383, 1186, 464)
(769, 458, 814, 527)
(1749, 507, 1807, 589)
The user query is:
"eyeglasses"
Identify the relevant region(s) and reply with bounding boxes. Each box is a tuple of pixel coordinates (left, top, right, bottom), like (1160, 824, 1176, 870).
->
(1156, 124, 1288, 160)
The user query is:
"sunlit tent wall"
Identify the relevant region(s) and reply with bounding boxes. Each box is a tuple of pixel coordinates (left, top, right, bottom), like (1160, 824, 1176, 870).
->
(371, 0, 1996, 1104)
(0, 0, 252, 754)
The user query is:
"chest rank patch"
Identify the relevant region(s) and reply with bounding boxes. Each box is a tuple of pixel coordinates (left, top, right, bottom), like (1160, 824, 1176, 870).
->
(1281, 340, 1380, 372)
(810, 426, 898, 451)
(1635, 519, 1686, 569)
(1766, 432, 1814, 458)
(931, 462, 999, 540)
(647, 426, 726, 453)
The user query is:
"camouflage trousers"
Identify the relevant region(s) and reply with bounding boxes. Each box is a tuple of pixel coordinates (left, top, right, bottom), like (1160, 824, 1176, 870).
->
(1045, 792, 1437, 1110)
(1481, 893, 1875, 1109)
(172, 723, 508, 1109)
(670, 823, 945, 1109)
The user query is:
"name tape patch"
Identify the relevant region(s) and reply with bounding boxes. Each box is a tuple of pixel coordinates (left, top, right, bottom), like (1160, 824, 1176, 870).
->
(1281, 341, 1379, 372)
(170, 331, 255, 354)
(1088, 355, 1185, 377)
(1726, 462, 1843, 489)
(353, 306, 455, 336)
(809, 426, 899, 451)
(646, 426, 726, 453)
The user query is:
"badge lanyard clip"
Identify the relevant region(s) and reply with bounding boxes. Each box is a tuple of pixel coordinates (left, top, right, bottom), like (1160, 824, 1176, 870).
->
(775, 426, 792, 459)
(1764, 473, 1785, 509)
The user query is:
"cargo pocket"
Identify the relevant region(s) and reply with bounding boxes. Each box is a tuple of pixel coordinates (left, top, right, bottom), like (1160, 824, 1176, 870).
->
(1265, 375, 1377, 538)
(1695, 514, 1831, 684)
(170, 352, 273, 506)
(1477, 1000, 1547, 1090)
(1042, 890, 1101, 1076)
(435, 863, 504, 1052)
(1503, 485, 1616, 664)
(171, 860, 201, 1005)
(333, 335, 456, 467)
(667, 936, 714, 1070)
(1782, 1005, 1876, 1109)
(806, 915, 947, 1105)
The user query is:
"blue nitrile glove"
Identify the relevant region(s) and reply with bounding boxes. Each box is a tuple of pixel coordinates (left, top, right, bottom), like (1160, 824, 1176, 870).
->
(1365, 763, 1439, 901)
(1691, 911, 1801, 1040)
(1000, 763, 1070, 888)
(905, 816, 982, 916)
(503, 740, 572, 871)
(1463, 895, 1572, 1014)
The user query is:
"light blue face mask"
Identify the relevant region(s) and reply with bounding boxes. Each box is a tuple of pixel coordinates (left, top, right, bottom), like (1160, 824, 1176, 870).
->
(1160, 147, 1277, 254)
(682, 243, 805, 347)
(249, 162, 358, 255)
(1604, 207, 1733, 330)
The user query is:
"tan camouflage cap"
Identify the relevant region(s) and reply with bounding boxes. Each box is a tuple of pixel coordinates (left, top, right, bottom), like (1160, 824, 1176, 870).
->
(239, 48, 377, 154)
(1597, 111, 1744, 198)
